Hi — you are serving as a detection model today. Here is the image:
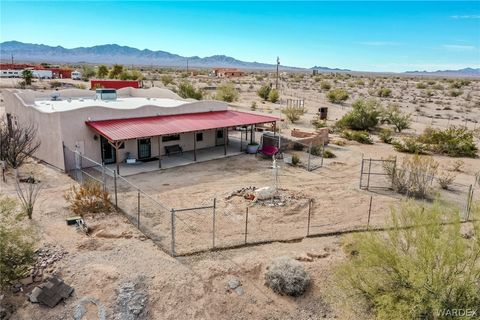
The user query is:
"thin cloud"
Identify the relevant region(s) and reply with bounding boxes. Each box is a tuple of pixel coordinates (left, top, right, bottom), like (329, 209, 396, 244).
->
(357, 41, 402, 47)
(451, 15, 480, 19)
(443, 44, 477, 51)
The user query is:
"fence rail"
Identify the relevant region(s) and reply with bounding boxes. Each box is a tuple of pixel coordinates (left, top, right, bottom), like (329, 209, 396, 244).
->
(63, 146, 478, 257)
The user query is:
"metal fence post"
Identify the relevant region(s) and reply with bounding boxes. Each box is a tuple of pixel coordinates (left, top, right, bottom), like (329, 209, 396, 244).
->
(307, 142, 312, 171)
(212, 198, 216, 249)
(465, 185, 473, 221)
(113, 170, 118, 209)
(244, 207, 249, 244)
(367, 196, 373, 229)
(392, 156, 397, 188)
(102, 165, 106, 193)
(359, 154, 364, 189)
(320, 143, 325, 168)
(171, 209, 176, 257)
(137, 190, 140, 228)
(307, 199, 312, 236)
(366, 159, 372, 190)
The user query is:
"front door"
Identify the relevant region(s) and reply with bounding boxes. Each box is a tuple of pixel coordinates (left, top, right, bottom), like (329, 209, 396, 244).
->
(216, 129, 225, 146)
(100, 136, 116, 164)
(138, 138, 151, 159)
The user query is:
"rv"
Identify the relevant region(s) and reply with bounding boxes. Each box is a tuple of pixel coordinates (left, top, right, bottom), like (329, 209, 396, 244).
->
(71, 70, 82, 80)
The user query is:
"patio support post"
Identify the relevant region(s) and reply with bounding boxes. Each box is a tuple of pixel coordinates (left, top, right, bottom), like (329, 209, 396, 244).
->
(158, 136, 162, 168)
(250, 125, 254, 144)
(193, 131, 197, 161)
(273, 122, 277, 136)
(223, 128, 227, 156)
(114, 141, 120, 175)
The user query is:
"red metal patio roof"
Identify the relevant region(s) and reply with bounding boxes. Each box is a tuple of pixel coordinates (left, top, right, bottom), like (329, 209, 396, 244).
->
(86, 110, 279, 141)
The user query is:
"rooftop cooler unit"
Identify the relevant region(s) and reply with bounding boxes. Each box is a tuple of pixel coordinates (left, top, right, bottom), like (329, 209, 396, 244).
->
(95, 89, 117, 101)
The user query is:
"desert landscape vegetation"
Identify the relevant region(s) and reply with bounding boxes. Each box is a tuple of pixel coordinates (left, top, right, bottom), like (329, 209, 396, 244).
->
(1, 60, 480, 320)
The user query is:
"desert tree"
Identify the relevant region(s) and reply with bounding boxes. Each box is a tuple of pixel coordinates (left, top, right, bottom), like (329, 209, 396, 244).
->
(97, 65, 109, 78)
(177, 81, 203, 100)
(384, 104, 411, 132)
(21, 69, 33, 86)
(109, 64, 124, 79)
(257, 84, 271, 101)
(16, 178, 42, 219)
(0, 117, 41, 172)
(268, 89, 280, 103)
(336, 99, 381, 131)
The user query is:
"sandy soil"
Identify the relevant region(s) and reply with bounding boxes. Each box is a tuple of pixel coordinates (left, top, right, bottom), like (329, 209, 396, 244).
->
(1, 72, 479, 319)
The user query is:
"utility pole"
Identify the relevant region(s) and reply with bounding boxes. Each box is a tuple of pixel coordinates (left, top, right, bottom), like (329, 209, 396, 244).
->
(11, 54, 14, 65)
(186, 59, 189, 74)
(276, 56, 280, 90)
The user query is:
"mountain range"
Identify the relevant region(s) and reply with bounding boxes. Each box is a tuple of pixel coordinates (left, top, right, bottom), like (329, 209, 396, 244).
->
(0, 41, 478, 76)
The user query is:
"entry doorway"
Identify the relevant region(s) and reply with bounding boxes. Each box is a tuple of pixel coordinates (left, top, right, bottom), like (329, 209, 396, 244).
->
(137, 138, 151, 159)
(216, 129, 225, 146)
(100, 136, 116, 164)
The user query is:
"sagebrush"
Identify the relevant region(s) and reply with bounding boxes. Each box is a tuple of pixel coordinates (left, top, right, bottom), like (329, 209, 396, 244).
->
(265, 257, 310, 296)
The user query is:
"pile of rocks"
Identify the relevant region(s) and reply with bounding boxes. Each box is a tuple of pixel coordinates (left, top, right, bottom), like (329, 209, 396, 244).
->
(18, 245, 68, 288)
(113, 281, 148, 320)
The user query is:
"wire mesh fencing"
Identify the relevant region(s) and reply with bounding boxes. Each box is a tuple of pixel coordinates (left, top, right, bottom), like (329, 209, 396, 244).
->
(282, 141, 325, 171)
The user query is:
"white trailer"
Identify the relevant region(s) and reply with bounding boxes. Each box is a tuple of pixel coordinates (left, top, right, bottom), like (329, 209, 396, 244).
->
(0, 69, 23, 78)
(32, 70, 53, 79)
(71, 70, 82, 80)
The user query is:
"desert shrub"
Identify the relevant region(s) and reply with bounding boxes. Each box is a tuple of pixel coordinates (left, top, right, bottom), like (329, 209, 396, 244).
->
(416, 82, 427, 89)
(281, 105, 306, 123)
(161, 74, 174, 86)
(383, 104, 411, 132)
(449, 159, 464, 172)
(327, 88, 349, 104)
(340, 130, 373, 144)
(377, 87, 392, 97)
(50, 81, 62, 89)
(379, 128, 394, 144)
(215, 83, 239, 102)
(64, 180, 113, 216)
(320, 80, 332, 90)
(336, 99, 381, 131)
(432, 84, 444, 90)
(75, 83, 87, 90)
(293, 142, 305, 151)
(392, 137, 427, 154)
(178, 82, 203, 100)
(323, 149, 336, 158)
(0, 196, 35, 289)
(418, 126, 478, 157)
(291, 154, 301, 166)
(15, 178, 42, 219)
(309, 144, 323, 156)
(268, 89, 279, 103)
(257, 84, 271, 100)
(265, 257, 310, 297)
(311, 116, 327, 129)
(335, 201, 480, 320)
(437, 171, 456, 190)
(384, 155, 438, 198)
(250, 101, 257, 111)
(449, 89, 463, 97)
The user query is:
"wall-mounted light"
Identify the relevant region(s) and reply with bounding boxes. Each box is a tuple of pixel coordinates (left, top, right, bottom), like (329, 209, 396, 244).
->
(93, 135, 98, 141)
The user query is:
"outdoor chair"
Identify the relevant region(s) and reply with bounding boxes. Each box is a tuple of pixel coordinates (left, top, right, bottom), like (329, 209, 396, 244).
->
(256, 145, 279, 157)
(165, 145, 183, 156)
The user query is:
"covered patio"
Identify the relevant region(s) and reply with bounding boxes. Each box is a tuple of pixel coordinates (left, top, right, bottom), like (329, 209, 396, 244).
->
(86, 110, 278, 176)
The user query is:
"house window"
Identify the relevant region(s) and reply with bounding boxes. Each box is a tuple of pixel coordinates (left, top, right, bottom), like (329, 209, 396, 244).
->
(162, 134, 180, 142)
(196, 132, 203, 142)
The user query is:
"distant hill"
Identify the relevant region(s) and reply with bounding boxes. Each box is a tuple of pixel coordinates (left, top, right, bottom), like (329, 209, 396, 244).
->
(404, 68, 480, 77)
(0, 41, 302, 70)
(310, 66, 351, 72)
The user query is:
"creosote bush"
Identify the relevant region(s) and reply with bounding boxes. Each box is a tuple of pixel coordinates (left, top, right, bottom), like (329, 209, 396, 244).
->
(392, 137, 427, 154)
(64, 180, 113, 216)
(335, 201, 480, 320)
(265, 257, 310, 297)
(327, 88, 349, 104)
(417, 126, 477, 158)
(336, 99, 381, 131)
(291, 154, 301, 166)
(378, 128, 394, 144)
(281, 105, 307, 123)
(215, 83, 239, 102)
(383, 155, 438, 198)
(340, 130, 373, 144)
(268, 89, 280, 103)
(177, 82, 203, 100)
(257, 84, 271, 100)
(437, 171, 456, 190)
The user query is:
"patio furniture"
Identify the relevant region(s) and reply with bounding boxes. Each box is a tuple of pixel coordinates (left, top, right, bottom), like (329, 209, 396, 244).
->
(165, 144, 183, 156)
(256, 145, 279, 157)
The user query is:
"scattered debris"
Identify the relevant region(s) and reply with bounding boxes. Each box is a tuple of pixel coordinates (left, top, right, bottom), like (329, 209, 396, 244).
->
(225, 186, 256, 200)
(28, 276, 74, 308)
(226, 277, 244, 296)
(19, 245, 68, 287)
(114, 281, 148, 320)
(73, 297, 107, 320)
(19, 176, 40, 184)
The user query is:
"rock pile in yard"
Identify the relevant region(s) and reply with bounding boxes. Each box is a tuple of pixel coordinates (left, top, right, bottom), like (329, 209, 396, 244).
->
(113, 281, 148, 320)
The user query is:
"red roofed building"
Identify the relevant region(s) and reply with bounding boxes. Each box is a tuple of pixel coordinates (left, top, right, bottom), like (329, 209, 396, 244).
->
(212, 68, 244, 77)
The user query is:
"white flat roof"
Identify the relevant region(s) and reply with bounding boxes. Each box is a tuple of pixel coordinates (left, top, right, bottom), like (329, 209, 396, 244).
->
(33, 97, 188, 113)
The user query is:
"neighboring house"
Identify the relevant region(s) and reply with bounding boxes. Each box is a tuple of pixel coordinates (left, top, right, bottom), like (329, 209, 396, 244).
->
(212, 68, 244, 77)
(3, 87, 278, 174)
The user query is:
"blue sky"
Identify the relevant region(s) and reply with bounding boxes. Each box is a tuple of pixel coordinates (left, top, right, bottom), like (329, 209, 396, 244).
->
(1, 1, 479, 72)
